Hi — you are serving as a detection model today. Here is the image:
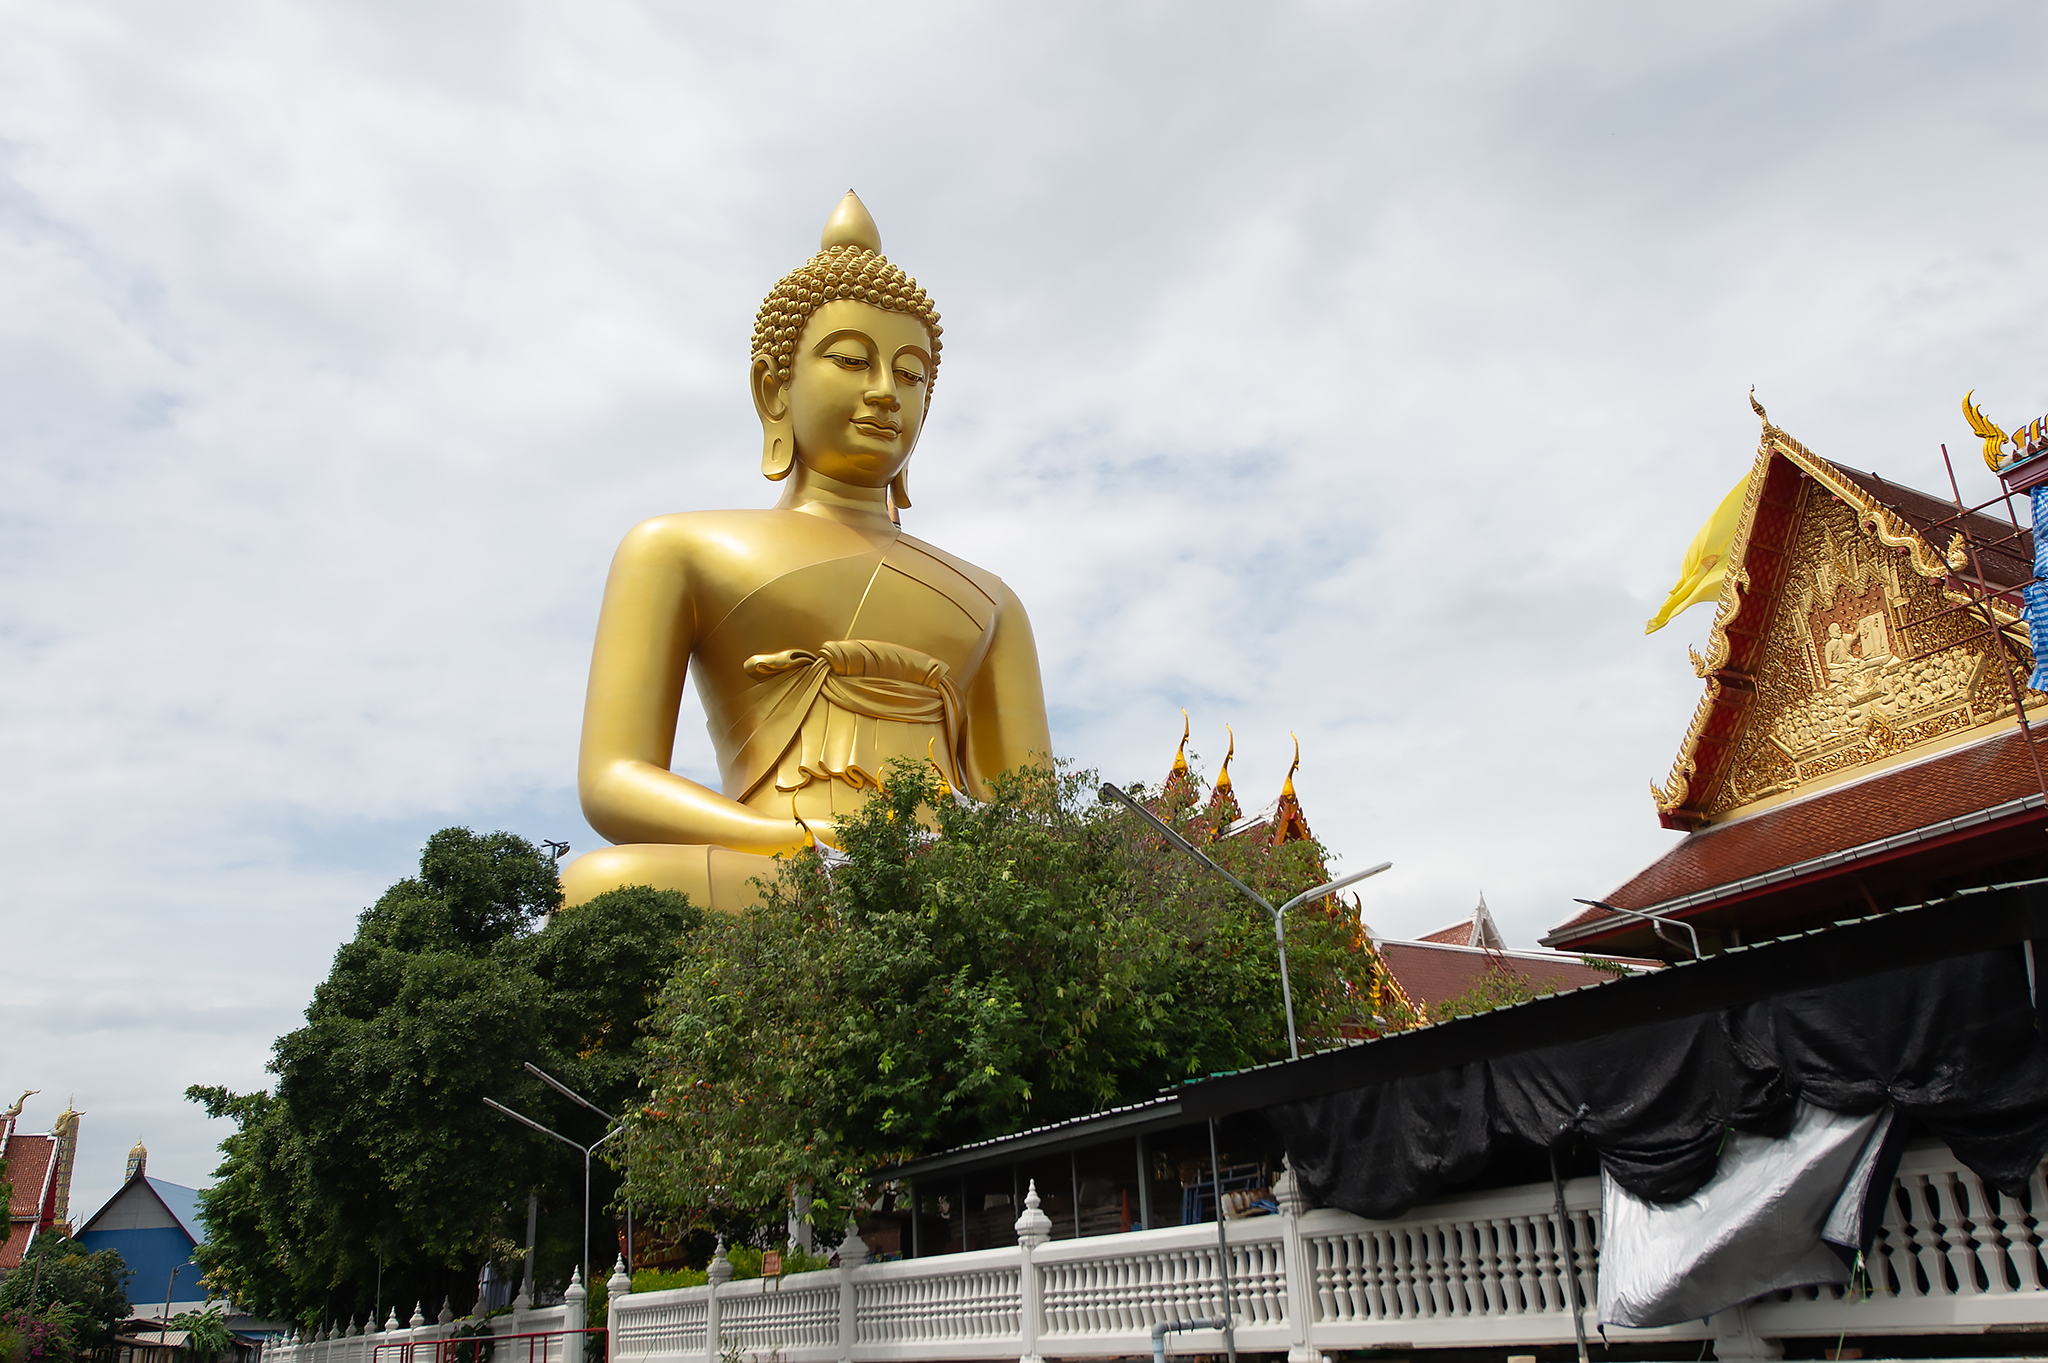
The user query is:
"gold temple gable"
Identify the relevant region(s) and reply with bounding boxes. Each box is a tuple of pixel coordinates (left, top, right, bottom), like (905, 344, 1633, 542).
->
(1653, 406, 2038, 828)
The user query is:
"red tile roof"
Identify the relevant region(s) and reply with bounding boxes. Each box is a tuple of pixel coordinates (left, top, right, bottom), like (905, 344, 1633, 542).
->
(7, 1135, 52, 1220)
(0, 1220, 31, 1272)
(1377, 941, 1628, 1012)
(1549, 726, 2047, 942)
(1415, 923, 1475, 945)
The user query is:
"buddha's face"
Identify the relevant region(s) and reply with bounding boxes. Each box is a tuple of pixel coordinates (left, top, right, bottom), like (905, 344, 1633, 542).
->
(778, 299, 933, 487)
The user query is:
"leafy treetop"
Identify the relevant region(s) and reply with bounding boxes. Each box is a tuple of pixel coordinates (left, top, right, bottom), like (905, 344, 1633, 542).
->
(625, 759, 1389, 1232)
(188, 829, 698, 1326)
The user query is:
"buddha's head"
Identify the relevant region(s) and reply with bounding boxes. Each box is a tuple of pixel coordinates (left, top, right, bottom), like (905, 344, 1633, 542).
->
(752, 192, 943, 510)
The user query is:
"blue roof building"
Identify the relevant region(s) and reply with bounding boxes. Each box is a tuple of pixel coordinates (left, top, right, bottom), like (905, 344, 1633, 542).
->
(75, 1143, 210, 1314)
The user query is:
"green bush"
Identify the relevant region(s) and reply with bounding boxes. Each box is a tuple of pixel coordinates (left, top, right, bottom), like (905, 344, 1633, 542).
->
(628, 758, 1388, 1231)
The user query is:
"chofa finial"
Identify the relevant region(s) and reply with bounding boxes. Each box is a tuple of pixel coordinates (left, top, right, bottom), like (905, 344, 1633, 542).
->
(821, 190, 882, 254)
(1748, 386, 1769, 426)
(1963, 389, 2011, 473)
(1216, 726, 1235, 792)
(1171, 710, 1191, 775)
(1282, 732, 1300, 799)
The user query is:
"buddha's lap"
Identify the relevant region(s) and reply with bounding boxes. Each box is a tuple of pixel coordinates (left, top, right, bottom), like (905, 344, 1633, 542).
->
(559, 842, 789, 913)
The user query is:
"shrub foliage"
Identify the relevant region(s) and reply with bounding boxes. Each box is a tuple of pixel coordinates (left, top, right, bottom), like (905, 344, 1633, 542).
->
(625, 760, 1389, 1231)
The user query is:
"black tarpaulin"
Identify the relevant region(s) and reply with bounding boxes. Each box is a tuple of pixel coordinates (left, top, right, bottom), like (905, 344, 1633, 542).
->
(1269, 947, 2048, 1220)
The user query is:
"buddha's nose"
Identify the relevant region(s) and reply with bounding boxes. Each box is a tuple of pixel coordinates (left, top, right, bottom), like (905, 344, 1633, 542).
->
(865, 377, 901, 411)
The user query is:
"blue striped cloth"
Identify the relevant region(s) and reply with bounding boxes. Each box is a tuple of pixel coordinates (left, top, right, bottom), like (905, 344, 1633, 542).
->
(2030, 486, 2048, 690)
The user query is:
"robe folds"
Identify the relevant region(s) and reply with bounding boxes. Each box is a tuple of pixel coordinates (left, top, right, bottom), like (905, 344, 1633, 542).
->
(696, 532, 1004, 805)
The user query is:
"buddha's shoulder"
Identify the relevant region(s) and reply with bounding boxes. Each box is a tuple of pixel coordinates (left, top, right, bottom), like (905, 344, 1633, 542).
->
(613, 509, 880, 564)
(893, 532, 1021, 605)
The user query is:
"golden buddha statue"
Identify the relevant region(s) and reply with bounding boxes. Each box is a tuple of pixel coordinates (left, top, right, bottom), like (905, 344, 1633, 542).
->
(560, 192, 1052, 910)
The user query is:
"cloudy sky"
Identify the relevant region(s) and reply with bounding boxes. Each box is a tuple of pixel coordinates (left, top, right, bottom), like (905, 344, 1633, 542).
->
(7, 1, 2047, 1219)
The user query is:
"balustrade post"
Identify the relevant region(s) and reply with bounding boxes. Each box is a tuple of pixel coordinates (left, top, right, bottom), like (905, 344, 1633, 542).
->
(1273, 1160, 1322, 1363)
(705, 1237, 732, 1363)
(607, 1255, 634, 1363)
(1708, 1304, 1782, 1362)
(564, 1266, 588, 1363)
(837, 1221, 869, 1363)
(1013, 1180, 1052, 1363)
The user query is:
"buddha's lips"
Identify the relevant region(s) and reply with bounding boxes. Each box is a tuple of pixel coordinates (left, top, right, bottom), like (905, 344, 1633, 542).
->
(852, 419, 900, 438)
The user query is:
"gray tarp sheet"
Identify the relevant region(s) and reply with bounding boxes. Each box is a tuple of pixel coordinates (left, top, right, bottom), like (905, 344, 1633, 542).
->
(1598, 1102, 1896, 1327)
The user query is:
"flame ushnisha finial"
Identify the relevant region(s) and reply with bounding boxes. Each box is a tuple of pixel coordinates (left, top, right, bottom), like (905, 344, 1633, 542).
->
(821, 190, 882, 254)
(1216, 726, 1235, 791)
(1282, 732, 1300, 799)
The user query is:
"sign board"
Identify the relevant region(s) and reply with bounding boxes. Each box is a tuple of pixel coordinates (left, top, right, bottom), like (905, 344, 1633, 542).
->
(762, 1250, 783, 1279)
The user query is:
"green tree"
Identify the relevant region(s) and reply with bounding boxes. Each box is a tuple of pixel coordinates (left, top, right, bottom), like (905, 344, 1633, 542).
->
(0, 1233, 130, 1358)
(188, 830, 700, 1327)
(169, 1305, 234, 1362)
(626, 759, 1386, 1230)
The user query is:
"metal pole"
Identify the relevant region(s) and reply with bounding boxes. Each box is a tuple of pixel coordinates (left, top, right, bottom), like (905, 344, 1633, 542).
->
(481, 1100, 622, 1297)
(1101, 782, 1390, 1061)
(1204, 1119, 1237, 1363)
(1571, 898, 1701, 961)
(1070, 1150, 1082, 1239)
(1936, 442, 2048, 813)
(1549, 1146, 1590, 1363)
(1269, 914, 1300, 1061)
(524, 1059, 616, 1280)
(522, 1193, 538, 1303)
(1134, 1133, 1152, 1232)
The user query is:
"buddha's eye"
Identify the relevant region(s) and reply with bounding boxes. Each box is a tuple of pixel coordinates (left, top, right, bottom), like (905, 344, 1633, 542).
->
(895, 367, 926, 387)
(825, 351, 868, 370)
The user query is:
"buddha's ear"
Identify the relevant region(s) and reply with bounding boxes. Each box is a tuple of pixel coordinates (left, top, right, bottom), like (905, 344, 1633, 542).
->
(752, 353, 794, 482)
(889, 464, 912, 509)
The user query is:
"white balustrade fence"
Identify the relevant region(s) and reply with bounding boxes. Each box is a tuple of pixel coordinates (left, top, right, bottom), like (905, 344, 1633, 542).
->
(600, 1144, 2048, 1363)
(256, 1145, 2048, 1363)
(266, 1280, 593, 1363)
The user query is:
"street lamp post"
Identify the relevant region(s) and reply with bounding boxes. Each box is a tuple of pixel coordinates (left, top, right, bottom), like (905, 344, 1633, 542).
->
(520, 1063, 634, 1272)
(484, 1073, 625, 1293)
(1099, 781, 1391, 1060)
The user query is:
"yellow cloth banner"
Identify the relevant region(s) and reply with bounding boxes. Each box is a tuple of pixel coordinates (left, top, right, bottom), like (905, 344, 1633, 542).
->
(1645, 474, 1749, 635)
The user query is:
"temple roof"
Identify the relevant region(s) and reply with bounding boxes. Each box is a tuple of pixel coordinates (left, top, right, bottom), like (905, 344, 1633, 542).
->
(1650, 401, 2035, 833)
(1549, 399, 2048, 955)
(1373, 939, 1640, 1013)
(1544, 724, 2047, 949)
(1417, 894, 1507, 950)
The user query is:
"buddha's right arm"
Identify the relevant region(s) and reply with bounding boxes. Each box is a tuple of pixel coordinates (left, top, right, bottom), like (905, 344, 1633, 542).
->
(575, 519, 805, 856)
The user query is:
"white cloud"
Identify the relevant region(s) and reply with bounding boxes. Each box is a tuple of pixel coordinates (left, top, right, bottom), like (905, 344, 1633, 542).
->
(5, 0, 2046, 1219)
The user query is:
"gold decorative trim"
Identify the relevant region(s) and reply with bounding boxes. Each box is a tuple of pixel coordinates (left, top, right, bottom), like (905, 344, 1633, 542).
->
(1651, 398, 2034, 824)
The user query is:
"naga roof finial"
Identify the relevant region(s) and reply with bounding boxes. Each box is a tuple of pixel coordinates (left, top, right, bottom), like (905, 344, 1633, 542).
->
(1282, 732, 1301, 800)
(1171, 710, 1190, 775)
(1963, 389, 2011, 473)
(1216, 726, 1235, 791)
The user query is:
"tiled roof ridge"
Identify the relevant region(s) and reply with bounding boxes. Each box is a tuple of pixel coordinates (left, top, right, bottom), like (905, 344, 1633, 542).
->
(1547, 724, 2046, 945)
(1377, 936, 1657, 969)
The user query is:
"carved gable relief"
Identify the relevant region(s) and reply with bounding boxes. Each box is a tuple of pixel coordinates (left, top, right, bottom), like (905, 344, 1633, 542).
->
(1710, 483, 2031, 817)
